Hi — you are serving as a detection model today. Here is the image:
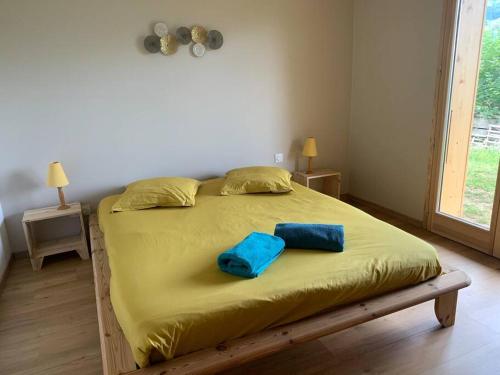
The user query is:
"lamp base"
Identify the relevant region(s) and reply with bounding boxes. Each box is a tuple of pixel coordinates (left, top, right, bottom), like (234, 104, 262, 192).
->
(56, 187, 70, 210)
(306, 157, 314, 174)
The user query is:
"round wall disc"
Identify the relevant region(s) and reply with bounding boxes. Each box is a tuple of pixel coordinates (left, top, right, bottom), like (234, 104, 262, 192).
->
(207, 30, 223, 50)
(154, 22, 168, 37)
(192, 42, 206, 57)
(191, 25, 208, 44)
(144, 35, 161, 53)
(176, 26, 192, 45)
(160, 34, 178, 55)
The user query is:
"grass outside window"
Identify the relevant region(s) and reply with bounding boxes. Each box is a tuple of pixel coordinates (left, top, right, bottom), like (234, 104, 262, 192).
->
(463, 146, 500, 226)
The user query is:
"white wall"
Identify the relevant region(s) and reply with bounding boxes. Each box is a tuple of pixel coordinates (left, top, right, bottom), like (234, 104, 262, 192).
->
(349, 0, 443, 220)
(0, 202, 12, 279)
(0, 0, 353, 252)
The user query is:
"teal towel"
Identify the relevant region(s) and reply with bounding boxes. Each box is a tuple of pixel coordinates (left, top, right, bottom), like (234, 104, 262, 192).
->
(274, 223, 344, 252)
(217, 232, 285, 278)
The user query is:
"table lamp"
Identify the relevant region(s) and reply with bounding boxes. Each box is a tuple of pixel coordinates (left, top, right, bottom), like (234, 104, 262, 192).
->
(47, 161, 70, 210)
(302, 137, 318, 174)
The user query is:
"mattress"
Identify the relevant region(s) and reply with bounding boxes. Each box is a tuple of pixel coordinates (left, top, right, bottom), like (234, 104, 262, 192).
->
(98, 178, 441, 367)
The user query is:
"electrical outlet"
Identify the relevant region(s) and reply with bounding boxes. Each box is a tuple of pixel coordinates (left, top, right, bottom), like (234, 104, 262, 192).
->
(274, 153, 284, 163)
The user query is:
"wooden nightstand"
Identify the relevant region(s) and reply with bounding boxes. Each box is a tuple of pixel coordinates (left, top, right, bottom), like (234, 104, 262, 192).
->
(293, 169, 341, 199)
(22, 202, 89, 271)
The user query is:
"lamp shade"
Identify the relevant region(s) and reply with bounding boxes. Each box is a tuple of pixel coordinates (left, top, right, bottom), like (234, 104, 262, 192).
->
(47, 162, 69, 188)
(302, 137, 318, 157)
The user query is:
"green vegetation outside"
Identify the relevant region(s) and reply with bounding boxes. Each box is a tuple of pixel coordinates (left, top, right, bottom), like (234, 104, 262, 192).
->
(463, 146, 500, 225)
(462, 1, 499, 226)
(475, 0, 499, 120)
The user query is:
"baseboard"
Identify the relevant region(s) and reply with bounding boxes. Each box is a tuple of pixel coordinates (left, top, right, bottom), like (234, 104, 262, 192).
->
(0, 254, 13, 294)
(12, 250, 29, 259)
(344, 194, 423, 228)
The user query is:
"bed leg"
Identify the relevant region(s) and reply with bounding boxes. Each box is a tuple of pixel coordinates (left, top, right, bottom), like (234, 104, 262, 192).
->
(434, 290, 458, 327)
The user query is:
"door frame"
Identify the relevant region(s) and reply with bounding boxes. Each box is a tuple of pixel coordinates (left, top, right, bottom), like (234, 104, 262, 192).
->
(425, 0, 496, 256)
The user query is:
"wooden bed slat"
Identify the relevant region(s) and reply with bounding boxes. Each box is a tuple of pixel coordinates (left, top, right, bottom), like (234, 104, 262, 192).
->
(89, 214, 471, 375)
(90, 215, 136, 375)
(130, 272, 469, 375)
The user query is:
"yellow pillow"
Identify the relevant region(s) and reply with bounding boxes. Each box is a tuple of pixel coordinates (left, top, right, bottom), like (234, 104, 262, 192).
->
(220, 166, 293, 195)
(112, 177, 200, 212)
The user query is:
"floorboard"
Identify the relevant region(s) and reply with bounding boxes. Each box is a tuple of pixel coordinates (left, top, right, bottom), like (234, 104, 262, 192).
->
(1, 204, 499, 374)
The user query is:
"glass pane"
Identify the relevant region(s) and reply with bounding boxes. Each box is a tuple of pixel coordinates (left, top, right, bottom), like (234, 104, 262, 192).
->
(439, 0, 500, 228)
(463, 1, 500, 226)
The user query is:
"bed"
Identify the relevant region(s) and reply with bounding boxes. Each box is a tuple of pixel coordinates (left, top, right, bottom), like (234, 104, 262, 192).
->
(91, 178, 471, 375)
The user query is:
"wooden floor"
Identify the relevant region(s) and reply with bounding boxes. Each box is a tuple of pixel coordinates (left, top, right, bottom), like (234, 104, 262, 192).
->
(1, 205, 500, 374)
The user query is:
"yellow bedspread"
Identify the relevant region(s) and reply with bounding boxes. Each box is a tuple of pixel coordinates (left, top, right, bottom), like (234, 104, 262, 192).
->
(98, 179, 441, 367)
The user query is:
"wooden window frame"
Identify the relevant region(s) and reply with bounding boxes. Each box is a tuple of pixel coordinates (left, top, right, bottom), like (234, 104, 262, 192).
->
(425, 0, 500, 258)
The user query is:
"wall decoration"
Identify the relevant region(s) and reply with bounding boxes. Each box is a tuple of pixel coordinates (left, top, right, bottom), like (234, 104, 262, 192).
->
(154, 22, 169, 37)
(143, 22, 223, 58)
(191, 25, 208, 44)
(207, 30, 223, 50)
(192, 42, 206, 57)
(176, 26, 192, 45)
(160, 34, 177, 55)
(144, 35, 161, 53)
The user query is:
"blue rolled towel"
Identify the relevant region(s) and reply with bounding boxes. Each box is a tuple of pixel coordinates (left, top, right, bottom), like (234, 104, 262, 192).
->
(274, 223, 344, 252)
(217, 232, 285, 278)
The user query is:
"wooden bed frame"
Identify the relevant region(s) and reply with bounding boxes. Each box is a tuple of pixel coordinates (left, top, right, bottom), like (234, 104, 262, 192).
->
(89, 214, 471, 375)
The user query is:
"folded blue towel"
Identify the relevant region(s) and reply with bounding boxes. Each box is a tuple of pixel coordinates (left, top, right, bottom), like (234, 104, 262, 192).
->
(217, 232, 285, 278)
(274, 223, 344, 252)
